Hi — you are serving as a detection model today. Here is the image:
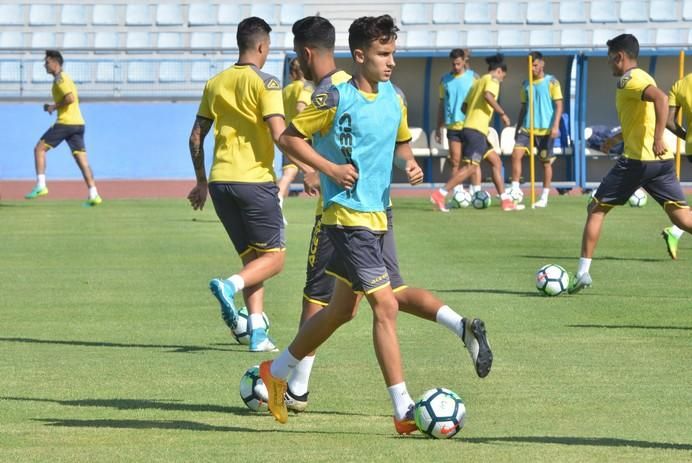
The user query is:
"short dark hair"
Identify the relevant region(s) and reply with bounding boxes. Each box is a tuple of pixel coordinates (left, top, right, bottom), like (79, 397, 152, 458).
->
(486, 53, 507, 72)
(45, 50, 63, 66)
(529, 51, 543, 61)
(236, 16, 272, 52)
(607, 33, 639, 59)
(292, 16, 335, 49)
(449, 48, 465, 60)
(348, 14, 399, 55)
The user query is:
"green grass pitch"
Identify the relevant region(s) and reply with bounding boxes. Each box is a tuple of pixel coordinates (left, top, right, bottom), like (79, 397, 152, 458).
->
(1, 195, 691, 462)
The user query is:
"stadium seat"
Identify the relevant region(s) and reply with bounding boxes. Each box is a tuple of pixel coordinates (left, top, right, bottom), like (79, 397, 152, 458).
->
(128, 62, 155, 82)
(684, 1, 692, 20)
(61, 4, 87, 25)
(126, 32, 152, 49)
(191, 61, 212, 82)
(65, 61, 91, 83)
(500, 127, 516, 155)
(31, 32, 56, 48)
(335, 32, 349, 49)
(401, 3, 428, 25)
(464, 2, 491, 24)
(250, 4, 276, 25)
(280, 4, 304, 25)
(655, 28, 682, 45)
(63, 32, 88, 48)
(625, 28, 652, 44)
(158, 32, 183, 49)
(0, 5, 23, 25)
(561, 29, 588, 47)
(435, 30, 460, 48)
(559, 1, 586, 23)
(159, 62, 185, 82)
(592, 28, 620, 46)
(96, 61, 117, 82)
(497, 30, 526, 47)
(218, 4, 242, 25)
(466, 29, 495, 47)
(221, 33, 236, 50)
(496, 2, 525, 24)
(29, 4, 55, 26)
(190, 32, 216, 49)
(406, 30, 431, 48)
(429, 128, 448, 156)
(188, 4, 216, 26)
(156, 4, 183, 26)
(94, 32, 120, 49)
(590, 1, 618, 23)
(93, 5, 118, 26)
(649, 1, 677, 21)
(487, 127, 501, 154)
(0, 32, 24, 48)
(409, 128, 431, 156)
(32, 61, 53, 82)
(126, 4, 152, 26)
(433, 3, 461, 24)
(526, 2, 554, 25)
(620, 1, 648, 22)
(0, 62, 21, 82)
(530, 30, 556, 47)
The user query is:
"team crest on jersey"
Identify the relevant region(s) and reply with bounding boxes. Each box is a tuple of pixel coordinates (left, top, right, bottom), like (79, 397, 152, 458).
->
(266, 79, 280, 89)
(313, 93, 328, 109)
(617, 73, 632, 89)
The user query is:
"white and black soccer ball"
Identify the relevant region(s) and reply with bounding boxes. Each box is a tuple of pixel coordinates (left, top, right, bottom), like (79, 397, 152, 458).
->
(239, 365, 269, 411)
(232, 307, 270, 345)
(508, 188, 524, 204)
(471, 191, 491, 209)
(414, 388, 466, 439)
(451, 190, 472, 209)
(628, 188, 648, 207)
(535, 264, 569, 296)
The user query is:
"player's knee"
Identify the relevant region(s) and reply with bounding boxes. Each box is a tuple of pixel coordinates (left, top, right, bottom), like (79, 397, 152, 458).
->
(34, 143, 46, 155)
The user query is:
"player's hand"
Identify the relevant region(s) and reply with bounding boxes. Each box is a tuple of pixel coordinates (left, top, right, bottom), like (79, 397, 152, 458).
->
(550, 127, 559, 139)
(434, 128, 442, 144)
(405, 160, 424, 186)
(500, 114, 511, 127)
(653, 137, 667, 157)
(303, 170, 321, 196)
(187, 181, 208, 210)
(329, 163, 358, 190)
(44, 104, 56, 114)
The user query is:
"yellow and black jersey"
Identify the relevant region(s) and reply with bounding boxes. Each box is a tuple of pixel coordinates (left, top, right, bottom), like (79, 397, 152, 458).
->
(52, 72, 84, 125)
(282, 79, 314, 125)
(668, 74, 692, 154)
(463, 73, 501, 135)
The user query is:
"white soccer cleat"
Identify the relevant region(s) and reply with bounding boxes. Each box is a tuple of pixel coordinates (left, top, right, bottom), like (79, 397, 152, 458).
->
(532, 199, 548, 208)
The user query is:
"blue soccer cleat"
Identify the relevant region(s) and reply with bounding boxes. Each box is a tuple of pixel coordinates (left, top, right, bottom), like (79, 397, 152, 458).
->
(25, 186, 48, 199)
(209, 278, 238, 329)
(249, 327, 278, 352)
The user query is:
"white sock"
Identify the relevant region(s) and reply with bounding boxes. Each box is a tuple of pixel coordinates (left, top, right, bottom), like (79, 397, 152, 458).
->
(288, 355, 315, 396)
(511, 181, 520, 190)
(577, 257, 592, 277)
(470, 184, 481, 194)
(387, 382, 415, 420)
(37, 174, 46, 188)
(278, 195, 284, 209)
(670, 225, 684, 239)
(88, 186, 99, 199)
(438, 187, 448, 196)
(248, 313, 266, 331)
(435, 305, 464, 336)
(227, 274, 245, 291)
(270, 349, 300, 380)
(541, 188, 550, 200)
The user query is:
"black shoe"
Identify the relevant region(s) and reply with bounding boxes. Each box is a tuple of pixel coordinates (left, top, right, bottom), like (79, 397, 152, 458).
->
(285, 387, 309, 412)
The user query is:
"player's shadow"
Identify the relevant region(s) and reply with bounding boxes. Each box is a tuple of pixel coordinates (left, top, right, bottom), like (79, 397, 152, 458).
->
(0, 337, 244, 354)
(567, 324, 692, 331)
(519, 254, 666, 263)
(463, 435, 692, 451)
(433, 288, 536, 297)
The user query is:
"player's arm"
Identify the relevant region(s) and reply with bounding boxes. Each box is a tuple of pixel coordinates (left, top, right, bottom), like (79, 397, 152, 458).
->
(44, 92, 75, 114)
(187, 115, 213, 210)
(394, 143, 423, 186)
(666, 106, 686, 140)
(642, 85, 669, 156)
(515, 103, 526, 133)
(485, 91, 510, 127)
(550, 99, 564, 139)
(435, 100, 445, 144)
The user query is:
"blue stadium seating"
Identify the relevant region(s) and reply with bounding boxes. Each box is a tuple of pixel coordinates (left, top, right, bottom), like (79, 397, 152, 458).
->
(191, 61, 213, 82)
(0, 5, 24, 25)
(29, 4, 56, 26)
(530, 30, 556, 47)
(435, 30, 460, 48)
(526, 1, 554, 25)
(96, 61, 117, 82)
(218, 4, 242, 25)
(497, 30, 525, 47)
(128, 62, 155, 82)
(31, 32, 57, 48)
(126, 4, 152, 26)
(464, 2, 491, 24)
(281, 4, 304, 25)
(590, 1, 619, 23)
(655, 28, 682, 45)
(0, 62, 22, 82)
(625, 28, 652, 44)
(93, 4, 118, 25)
(94, 32, 120, 49)
(496, 2, 525, 24)
(65, 61, 91, 83)
(0, 32, 24, 48)
(61, 4, 87, 25)
(158, 33, 183, 49)
(592, 28, 619, 46)
(401, 3, 428, 25)
(466, 29, 494, 47)
(221, 33, 236, 50)
(190, 32, 216, 49)
(559, 2, 586, 23)
(126, 32, 152, 49)
(432, 3, 461, 24)
(251, 4, 276, 25)
(159, 62, 185, 82)
(561, 29, 588, 47)
(188, 4, 216, 26)
(684, 1, 692, 20)
(32, 61, 52, 82)
(620, 1, 648, 22)
(156, 4, 183, 26)
(650, 1, 677, 21)
(63, 32, 88, 49)
(406, 30, 431, 48)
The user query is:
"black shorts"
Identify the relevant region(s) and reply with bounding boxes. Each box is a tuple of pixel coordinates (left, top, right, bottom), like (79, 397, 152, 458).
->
(514, 129, 556, 162)
(594, 157, 689, 208)
(325, 226, 389, 294)
(446, 129, 464, 143)
(208, 182, 286, 256)
(461, 128, 494, 164)
(41, 124, 86, 154)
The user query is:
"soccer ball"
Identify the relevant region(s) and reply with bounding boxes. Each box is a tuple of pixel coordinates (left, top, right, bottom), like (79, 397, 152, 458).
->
(508, 188, 524, 204)
(239, 365, 269, 411)
(450, 190, 472, 209)
(535, 264, 569, 296)
(471, 191, 491, 209)
(232, 307, 270, 345)
(628, 188, 648, 207)
(414, 388, 466, 439)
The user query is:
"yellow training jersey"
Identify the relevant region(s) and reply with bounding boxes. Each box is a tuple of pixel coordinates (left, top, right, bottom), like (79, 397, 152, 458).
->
(616, 68, 672, 161)
(197, 63, 285, 183)
(52, 72, 84, 125)
(463, 74, 500, 135)
(668, 74, 692, 154)
(282, 79, 314, 125)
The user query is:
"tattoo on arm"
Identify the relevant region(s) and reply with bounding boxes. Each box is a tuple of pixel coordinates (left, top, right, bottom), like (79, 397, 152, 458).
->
(189, 116, 212, 182)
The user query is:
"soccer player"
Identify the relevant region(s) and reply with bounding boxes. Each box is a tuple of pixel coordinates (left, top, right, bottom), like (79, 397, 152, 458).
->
(662, 73, 692, 259)
(430, 54, 516, 212)
(277, 58, 314, 218)
(570, 34, 692, 293)
(187, 17, 286, 352)
(509, 51, 564, 209)
(434, 49, 481, 189)
(258, 15, 420, 433)
(25, 50, 101, 206)
(281, 16, 493, 415)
